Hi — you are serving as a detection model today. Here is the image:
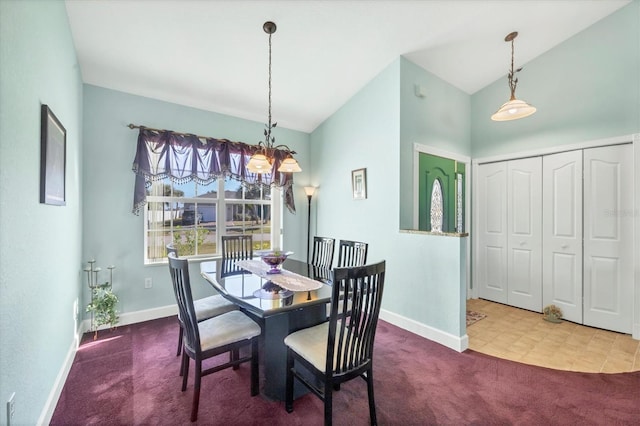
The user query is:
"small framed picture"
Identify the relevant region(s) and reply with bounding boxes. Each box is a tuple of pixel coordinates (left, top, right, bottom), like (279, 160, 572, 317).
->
(40, 105, 66, 206)
(351, 168, 367, 200)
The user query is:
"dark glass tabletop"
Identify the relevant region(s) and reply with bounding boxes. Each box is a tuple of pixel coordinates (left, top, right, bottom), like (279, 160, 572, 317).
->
(200, 258, 333, 318)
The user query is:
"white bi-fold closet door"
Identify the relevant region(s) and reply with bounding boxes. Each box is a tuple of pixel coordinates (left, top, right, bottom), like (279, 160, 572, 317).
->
(543, 145, 633, 333)
(477, 144, 633, 334)
(476, 157, 542, 312)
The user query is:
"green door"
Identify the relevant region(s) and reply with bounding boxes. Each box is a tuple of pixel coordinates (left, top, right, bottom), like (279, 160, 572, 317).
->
(418, 153, 465, 232)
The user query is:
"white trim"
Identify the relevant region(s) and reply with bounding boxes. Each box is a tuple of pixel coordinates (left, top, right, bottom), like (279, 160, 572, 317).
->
(634, 133, 640, 340)
(413, 143, 471, 164)
(379, 308, 469, 352)
(473, 134, 635, 165)
(37, 322, 83, 425)
(84, 304, 178, 332)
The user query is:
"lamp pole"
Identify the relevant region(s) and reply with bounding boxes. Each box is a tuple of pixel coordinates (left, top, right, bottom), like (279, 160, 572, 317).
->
(304, 186, 316, 263)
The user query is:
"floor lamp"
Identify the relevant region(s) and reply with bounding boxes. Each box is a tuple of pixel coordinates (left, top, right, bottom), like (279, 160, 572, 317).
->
(304, 186, 316, 263)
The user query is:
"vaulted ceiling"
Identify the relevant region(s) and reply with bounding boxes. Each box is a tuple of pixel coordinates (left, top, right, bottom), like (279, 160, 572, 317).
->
(65, 0, 630, 133)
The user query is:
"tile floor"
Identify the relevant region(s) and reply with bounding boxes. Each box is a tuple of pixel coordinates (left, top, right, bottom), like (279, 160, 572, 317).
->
(466, 298, 640, 373)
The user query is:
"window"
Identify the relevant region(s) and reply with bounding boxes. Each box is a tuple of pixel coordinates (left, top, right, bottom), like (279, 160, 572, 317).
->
(144, 177, 281, 264)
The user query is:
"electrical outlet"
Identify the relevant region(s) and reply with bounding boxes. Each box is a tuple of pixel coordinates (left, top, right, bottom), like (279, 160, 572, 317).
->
(7, 392, 15, 426)
(144, 277, 152, 289)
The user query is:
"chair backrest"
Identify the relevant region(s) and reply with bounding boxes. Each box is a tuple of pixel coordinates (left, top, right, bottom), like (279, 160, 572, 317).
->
(327, 261, 386, 377)
(167, 253, 201, 355)
(337, 240, 368, 267)
(221, 235, 253, 260)
(166, 243, 178, 258)
(219, 257, 249, 278)
(311, 236, 335, 269)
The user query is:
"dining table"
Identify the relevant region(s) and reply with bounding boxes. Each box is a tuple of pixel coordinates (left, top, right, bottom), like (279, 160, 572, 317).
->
(200, 257, 333, 401)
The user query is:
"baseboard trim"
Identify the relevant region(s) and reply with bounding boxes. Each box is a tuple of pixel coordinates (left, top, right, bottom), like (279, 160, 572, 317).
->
(379, 308, 469, 353)
(37, 322, 83, 425)
(81, 304, 178, 333)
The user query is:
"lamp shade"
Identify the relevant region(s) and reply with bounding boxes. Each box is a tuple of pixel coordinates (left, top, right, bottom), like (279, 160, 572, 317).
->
(277, 157, 302, 173)
(491, 98, 536, 121)
(303, 186, 316, 197)
(247, 153, 271, 173)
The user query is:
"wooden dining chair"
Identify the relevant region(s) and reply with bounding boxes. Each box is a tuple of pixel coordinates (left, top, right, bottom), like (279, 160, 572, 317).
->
(166, 244, 237, 358)
(168, 253, 261, 422)
(221, 235, 254, 260)
(284, 260, 386, 426)
(311, 236, 335, 269)
(337, 239, 368, 267)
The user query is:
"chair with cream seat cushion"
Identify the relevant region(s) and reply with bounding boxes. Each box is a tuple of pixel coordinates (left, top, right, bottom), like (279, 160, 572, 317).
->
(311, 236, 335, 269)
(168, 253, 261, 422)
(284, 261, 386, 426)
(336, 239, 368, 267)
(221, 235, 254, 260)
(166, 243, 238, 357)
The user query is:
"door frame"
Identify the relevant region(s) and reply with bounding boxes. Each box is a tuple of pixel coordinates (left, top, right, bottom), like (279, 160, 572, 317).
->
(471, 133, 639, 340)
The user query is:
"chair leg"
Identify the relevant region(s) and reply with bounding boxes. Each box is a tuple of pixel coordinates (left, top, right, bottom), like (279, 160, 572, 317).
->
(285, 348, 295, 413)
(231, 348, 240, 370)
(250, 338, 259, 396)
(176, 325, 183, 357)
(181, 353, 189, 392)
(179, 348, 185, 377)
(366, 369, 377, 426)
(190, 358, 202, 422)
(324, 379, 333, 426)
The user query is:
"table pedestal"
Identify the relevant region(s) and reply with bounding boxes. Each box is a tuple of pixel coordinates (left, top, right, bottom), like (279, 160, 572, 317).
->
(260, 304, 326, 401)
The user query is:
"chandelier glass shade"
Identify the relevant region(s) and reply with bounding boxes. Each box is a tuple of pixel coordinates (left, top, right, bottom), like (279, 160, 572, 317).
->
(247, 21, 302, 174)
(491, 31, 536, 122)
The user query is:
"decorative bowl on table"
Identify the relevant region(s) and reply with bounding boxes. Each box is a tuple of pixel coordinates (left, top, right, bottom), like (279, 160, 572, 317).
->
(259, 250, 293, 274)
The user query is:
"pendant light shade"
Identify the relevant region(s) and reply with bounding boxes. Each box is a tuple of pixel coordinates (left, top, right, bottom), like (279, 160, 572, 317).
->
(491, 98, 537, 121)
(246, 154, 271, 173)
(278, 157, 302, 173)
(491, 31, 536, 122)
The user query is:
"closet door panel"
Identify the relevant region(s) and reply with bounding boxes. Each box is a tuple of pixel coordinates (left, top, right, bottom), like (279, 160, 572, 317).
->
(542, 151, 583, 323)
(507, 157, 542, 311)
(583, 144, 633, 333)
(477, 162, 508, 303)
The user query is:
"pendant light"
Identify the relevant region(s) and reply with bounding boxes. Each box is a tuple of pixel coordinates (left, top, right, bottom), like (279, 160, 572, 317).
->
(247, 21, 302, 174)
(491, 31, 536, 121)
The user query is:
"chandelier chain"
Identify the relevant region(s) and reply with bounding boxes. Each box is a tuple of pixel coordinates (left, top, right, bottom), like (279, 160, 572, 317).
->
(266, 31, 273, 144)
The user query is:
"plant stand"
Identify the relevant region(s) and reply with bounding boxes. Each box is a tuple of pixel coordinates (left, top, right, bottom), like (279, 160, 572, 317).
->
(84, 260, 118, 339)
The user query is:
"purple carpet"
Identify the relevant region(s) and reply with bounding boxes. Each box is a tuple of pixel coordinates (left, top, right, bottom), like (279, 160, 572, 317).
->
(51, 316, 640, 425)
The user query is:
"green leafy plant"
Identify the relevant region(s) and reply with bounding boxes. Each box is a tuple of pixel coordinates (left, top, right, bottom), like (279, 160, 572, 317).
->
(86, 284, 119, 339)
(172, 225, 209, 256)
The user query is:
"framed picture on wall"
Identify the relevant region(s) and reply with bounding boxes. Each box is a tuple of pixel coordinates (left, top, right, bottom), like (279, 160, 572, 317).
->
(40, 104, 66, 206)
(352, 168, 367, 200)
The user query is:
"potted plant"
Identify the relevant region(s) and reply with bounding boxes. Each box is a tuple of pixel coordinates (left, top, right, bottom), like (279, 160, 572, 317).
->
(543, 304, 563, 323)
(86, 283, 119, 339)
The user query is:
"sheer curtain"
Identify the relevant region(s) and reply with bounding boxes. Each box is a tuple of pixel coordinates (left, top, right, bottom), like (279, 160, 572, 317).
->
(131, 127, 296, 214)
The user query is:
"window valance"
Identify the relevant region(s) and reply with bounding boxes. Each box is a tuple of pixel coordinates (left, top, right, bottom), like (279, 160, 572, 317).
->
(131, 126, 296, 214)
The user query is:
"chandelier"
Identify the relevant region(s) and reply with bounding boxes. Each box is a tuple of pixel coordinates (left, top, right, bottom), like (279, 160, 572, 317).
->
(491, 31, 536, 121)
(247, 21, 302, 174)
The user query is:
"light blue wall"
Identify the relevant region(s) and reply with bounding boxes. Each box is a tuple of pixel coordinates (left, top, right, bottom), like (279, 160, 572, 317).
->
(82, 85, 311, 315)
(399, 57, 471, 229)
(309, 58, 468, 338)
(471, 1, 640, 158)
(0, 1, 83, 424)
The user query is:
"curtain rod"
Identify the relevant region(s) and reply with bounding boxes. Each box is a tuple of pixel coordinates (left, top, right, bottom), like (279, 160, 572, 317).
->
(128, 123, 230, 142)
